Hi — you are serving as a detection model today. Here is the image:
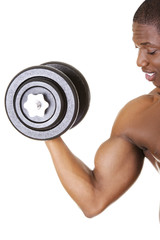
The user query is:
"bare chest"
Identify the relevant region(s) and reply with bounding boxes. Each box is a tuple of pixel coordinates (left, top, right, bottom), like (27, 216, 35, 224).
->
(126, 95, 160, 169)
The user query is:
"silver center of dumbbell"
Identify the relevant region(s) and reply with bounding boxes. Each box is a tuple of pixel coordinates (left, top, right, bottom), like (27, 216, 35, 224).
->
(24, 93, 49, 118)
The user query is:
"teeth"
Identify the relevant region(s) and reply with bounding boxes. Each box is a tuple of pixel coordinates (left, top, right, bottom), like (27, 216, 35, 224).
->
(146, 72, 154, 76)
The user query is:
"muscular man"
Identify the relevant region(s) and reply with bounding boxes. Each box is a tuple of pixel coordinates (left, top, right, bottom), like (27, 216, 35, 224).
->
(46, 0, 160, 218)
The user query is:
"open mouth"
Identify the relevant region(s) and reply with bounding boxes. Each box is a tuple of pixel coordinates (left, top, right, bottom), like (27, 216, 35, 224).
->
(144, 72, 156, 81)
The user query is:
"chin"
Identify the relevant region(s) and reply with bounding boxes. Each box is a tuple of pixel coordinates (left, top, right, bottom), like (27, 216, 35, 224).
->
(153, 82, 160, 88)
(154, 77, 160, 88)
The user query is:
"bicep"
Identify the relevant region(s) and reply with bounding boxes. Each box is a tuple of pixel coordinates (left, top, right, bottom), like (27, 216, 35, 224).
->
(93, 136, 144, 207)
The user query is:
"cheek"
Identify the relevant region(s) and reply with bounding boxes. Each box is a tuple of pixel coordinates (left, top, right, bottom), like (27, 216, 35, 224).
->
(151, 55, 160, 71)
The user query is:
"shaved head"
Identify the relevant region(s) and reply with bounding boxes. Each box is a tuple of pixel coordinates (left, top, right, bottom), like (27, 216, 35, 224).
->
(133, 0, 160, 34)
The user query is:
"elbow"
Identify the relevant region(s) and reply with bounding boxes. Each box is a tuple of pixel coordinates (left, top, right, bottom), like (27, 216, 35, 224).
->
(82, 208, 103, 219)
(81, 202, 107, 218)
(79, 189, 110, 218)
(83, 211, 98, 219)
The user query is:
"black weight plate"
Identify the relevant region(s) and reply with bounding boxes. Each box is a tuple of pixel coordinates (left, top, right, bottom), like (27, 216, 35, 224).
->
(42, 62, 90, 127)
(5, 65, 79, 140)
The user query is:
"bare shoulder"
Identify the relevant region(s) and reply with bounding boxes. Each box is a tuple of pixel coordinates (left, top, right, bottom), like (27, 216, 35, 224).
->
(110, 88, 160, 169)
(111, 88, 160, 138)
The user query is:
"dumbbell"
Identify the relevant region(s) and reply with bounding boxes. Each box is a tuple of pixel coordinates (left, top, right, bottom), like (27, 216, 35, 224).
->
(5, 61, 90, 140)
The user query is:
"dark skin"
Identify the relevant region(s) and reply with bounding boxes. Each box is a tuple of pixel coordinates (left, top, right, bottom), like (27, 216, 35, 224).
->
(132, 22, 160, 166)
(46, 22, 160, 218)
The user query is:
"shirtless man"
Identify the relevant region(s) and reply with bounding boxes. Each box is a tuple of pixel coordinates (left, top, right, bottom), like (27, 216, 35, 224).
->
(46, 0, 160, 218)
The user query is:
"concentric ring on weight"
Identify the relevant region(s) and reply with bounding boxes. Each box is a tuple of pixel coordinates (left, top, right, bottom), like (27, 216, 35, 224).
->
(5, 66, 79, 140)
(15, 81, 63, 129)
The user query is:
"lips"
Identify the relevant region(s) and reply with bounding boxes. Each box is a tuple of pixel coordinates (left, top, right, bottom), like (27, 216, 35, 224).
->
(145, 72, 156, 81)
(142, 71, 156, 81)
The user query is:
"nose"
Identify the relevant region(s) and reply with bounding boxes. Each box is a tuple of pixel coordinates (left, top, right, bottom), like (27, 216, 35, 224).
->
(136, 49, 149, 68)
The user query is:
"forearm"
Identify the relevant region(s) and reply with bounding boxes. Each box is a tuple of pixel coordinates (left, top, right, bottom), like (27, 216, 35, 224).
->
(45, 137, 98, 217)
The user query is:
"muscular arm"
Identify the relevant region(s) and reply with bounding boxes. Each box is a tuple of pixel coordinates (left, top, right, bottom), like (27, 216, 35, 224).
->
(46, 134, 144, 218)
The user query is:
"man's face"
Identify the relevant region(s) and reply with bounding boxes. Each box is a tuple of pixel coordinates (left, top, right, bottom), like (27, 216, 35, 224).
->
(132, 22, 160, 88)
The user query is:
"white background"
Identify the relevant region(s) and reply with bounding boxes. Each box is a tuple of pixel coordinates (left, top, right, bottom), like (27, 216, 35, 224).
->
(1, 0, 160, 239)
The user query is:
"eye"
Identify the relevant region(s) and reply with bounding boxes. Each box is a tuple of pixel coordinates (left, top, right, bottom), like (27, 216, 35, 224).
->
(148, 50, 157, 55)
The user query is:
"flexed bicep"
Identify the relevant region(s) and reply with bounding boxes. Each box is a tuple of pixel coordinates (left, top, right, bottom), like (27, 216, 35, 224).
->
(92, 137, 144, 210)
